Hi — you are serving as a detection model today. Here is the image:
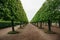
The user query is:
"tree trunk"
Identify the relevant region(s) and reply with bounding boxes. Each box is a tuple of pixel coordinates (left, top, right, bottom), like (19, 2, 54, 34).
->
(20, 24, 22, 28)
(22, 24, 24, 27)
(33, 23, 36, 26)
(48, 20, 51, 32)
(11, 20, 15, 32)
(20, 22, 21, 28)
(39, 22, 42, 29)
(59, 20, 60, 28)
(37, 22, 38, 27)
(20, 24, 21, 28)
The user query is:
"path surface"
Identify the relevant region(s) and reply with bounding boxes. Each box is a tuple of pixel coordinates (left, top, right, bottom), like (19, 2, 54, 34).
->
(0, 24, 44, 40)
(0, 25, 20, 36)
(0, 23, 60, 40)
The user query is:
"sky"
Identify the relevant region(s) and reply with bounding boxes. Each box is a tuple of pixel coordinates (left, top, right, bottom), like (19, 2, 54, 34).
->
(20, 0, 46, 22)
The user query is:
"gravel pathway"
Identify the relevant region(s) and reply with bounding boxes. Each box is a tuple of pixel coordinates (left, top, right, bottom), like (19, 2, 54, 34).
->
(0, 24, 44, 40)
(0, 23, 60, 40)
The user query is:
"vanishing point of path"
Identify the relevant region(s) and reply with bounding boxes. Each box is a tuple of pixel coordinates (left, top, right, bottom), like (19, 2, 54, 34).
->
(0, 23, 60, 40)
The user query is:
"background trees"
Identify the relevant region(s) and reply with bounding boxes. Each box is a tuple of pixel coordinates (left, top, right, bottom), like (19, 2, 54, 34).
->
(31, 0, 60, 32)
(0, 0, 28, 30)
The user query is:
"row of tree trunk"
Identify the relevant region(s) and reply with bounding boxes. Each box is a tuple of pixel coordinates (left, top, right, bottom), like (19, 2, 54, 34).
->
(11, 21, 27, 32)
(32, 19, 60, 32)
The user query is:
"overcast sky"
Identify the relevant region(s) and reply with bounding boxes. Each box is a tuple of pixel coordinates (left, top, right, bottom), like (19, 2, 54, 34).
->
(20, 0, 46, 21)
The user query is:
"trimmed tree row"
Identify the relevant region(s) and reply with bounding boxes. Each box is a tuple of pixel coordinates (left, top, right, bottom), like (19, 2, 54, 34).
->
(0, 0, 28, 34)
(31, 0, 60, 33)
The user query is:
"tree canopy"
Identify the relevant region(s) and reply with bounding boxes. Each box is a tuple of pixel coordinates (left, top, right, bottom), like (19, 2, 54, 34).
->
(31, 0, 60, 23)
(0, 0, 28, 22)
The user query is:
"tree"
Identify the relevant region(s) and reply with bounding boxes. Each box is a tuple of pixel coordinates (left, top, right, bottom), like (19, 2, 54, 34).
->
(0, 0, 28, 33)
(31, 0, 60, 32)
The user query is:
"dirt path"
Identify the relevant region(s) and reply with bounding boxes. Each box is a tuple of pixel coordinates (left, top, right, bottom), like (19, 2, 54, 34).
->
(0, 23, 60, 40)
(0, 25, 20, 36)
(0, 24, 44, 40)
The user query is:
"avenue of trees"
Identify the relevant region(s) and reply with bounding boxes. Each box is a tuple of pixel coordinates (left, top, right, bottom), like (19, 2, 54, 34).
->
(0, 0, 28, 33)
(31, 0, 60, 33)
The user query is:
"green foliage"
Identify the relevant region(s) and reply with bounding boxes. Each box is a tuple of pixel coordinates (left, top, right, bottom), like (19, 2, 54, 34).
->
(0, 21, 20, 29)
(31, 0, 60, 23)
(0, 0, 28, 22)
(0, 0, 28, 29)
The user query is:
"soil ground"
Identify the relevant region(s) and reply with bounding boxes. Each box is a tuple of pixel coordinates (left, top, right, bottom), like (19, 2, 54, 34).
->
(0, 23, 60, 40)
